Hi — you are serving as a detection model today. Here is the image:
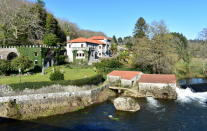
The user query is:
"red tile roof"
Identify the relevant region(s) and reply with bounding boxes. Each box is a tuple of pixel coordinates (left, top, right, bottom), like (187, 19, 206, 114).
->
(89, 36, 107, 40)
(108, 70, 142, 80)
(139, 74, 176, 84)
(69, 37, 105, 45)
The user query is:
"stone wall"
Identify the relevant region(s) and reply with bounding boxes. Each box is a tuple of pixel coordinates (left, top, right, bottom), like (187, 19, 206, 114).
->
(0, 84, 115, 120)
(0, 48, 19, 60)
(138, 83, 177, 99)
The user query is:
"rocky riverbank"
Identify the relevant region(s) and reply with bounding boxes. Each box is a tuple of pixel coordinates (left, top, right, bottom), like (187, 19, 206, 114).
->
(120, 86, 177, 100)
(0, 84, 116, 120)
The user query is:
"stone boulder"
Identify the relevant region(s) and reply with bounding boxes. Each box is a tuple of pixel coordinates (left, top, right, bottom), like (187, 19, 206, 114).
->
(113, 97, 140, 112)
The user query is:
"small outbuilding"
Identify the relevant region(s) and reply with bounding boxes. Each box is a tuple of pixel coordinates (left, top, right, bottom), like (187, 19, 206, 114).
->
(138, 74, 177, 99)
(107, 70, 143, 87)
(138, 74, 177, 88)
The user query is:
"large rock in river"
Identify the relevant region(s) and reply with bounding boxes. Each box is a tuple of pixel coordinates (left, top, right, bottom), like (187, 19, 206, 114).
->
(113, 97, 140, 112)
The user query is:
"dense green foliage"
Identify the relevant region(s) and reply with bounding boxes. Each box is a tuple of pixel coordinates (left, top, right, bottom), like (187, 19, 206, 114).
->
(133, 21, 177, 74)
(43, 33, 59, 46)
(133, 17, 148, 38)
(11, 56, 33, 72)
(112, 35, 118, 44)
(17, 47, 43, 68)
(0, 59, 12, 75)
(110, 43, 118, 56)
(54, 48, 67, 65)
(171, 32, 190, 62)
(49, 70, 64, 81)
(10, 74, 104, 90)
(94, 58, 123, 74)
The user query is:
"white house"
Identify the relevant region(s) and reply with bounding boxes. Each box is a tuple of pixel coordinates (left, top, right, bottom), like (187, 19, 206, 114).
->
(66, 36, 111, 63)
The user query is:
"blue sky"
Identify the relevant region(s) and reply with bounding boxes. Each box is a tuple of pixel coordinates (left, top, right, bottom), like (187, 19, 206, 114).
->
(30, 0, 207, 39)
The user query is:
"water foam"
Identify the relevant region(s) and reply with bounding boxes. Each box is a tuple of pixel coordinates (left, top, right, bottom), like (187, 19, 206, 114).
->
(146, 97, 166, 113)
(146, 97, 160, 108)
(176, 87, 207, 106)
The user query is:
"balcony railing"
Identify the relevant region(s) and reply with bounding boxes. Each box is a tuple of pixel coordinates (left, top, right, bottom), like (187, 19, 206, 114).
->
(71, 47, 89, 51)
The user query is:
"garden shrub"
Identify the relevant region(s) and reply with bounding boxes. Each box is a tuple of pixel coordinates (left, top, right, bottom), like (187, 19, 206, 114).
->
(49, 70, 64, 81)
(93, 58, 123, 74)
(0, 59, 13, 75)
(11, 56, 33, 73)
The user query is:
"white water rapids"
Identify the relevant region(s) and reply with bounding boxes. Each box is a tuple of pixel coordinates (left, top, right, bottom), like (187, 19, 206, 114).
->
(146, 87, 207, 108)
(176, 87, 207, 106)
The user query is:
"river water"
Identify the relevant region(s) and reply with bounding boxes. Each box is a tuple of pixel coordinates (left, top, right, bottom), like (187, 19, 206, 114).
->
(0, 78, 207, 131)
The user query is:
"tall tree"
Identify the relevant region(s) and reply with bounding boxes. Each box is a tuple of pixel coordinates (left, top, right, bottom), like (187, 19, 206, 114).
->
(45, 13, 58, 34)
(118, 37, 123, 44)
(37, 0, 45, 7)
(133, 21, 177, 74)
(110, 43, 118, 56)
(199, 28, 207, 43)
(112, 35, 118, 44)
(171, 32, 190, 63)
(133, 17, 148, 38)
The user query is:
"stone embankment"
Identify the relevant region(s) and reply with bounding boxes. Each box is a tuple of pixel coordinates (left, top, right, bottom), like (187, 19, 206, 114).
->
(0, 84, 116, 120)
(111, 86, 177, 100)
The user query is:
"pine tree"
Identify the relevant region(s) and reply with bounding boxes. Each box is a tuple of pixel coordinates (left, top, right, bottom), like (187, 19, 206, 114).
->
(37, 0, 45, 7)
(112, 35, 118, 44)
(133, 17, 148, 38)
(118, 37, 123, 44)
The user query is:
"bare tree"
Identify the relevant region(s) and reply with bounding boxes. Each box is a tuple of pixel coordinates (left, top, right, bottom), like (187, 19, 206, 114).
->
(199, 28, 207, 42)
(0, 0, 44, 44)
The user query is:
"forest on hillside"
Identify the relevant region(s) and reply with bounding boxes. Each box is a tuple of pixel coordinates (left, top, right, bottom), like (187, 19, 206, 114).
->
(0, 0, 105, 46)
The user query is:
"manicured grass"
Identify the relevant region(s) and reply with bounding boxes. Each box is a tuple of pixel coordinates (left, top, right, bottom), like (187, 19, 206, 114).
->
(0, 66, 97, 85)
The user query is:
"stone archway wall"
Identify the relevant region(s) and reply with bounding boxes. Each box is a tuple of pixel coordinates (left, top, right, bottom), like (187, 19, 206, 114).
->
(0, 48, 19, 60)
(7, 52, 18, 60)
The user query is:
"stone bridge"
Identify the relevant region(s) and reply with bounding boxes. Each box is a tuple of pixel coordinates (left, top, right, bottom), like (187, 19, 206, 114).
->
(0, 48, 19, 60)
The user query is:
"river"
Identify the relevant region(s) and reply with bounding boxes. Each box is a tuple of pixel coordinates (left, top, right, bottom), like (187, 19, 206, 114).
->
(0, 78, 207, 131)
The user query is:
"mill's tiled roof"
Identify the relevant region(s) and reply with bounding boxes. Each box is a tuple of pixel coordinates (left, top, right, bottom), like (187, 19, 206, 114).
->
(108, 70, 142, 80)
(69, 37, 105, 44)
(139, 74, 176, 84)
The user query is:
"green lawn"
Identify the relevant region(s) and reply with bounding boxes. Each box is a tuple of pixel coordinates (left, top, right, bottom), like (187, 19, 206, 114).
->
(0, 66, 97, 85)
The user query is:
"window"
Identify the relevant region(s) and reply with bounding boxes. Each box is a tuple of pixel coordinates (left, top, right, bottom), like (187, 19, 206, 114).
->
(99, 46, 101, 49)
(69, 44, 71, 48)
(81, 44, 84, 48)
(34, 52, 38, 56)
(34, 60, 38, 65)
(82, 53, 85, 57)
(99, 53, 101, 56)
(77, 53, 79, 57)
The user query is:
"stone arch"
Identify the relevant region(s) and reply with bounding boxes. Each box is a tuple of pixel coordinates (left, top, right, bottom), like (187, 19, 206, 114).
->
(0, 48, 19, 60)
(7, 52, 18, 60)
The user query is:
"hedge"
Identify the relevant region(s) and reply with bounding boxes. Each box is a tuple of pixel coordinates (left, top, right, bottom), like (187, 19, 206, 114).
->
(9, 74, 104, 91)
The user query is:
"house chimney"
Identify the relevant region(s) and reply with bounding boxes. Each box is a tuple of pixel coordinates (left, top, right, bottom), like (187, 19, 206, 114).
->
(66, 36, 70, 42)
